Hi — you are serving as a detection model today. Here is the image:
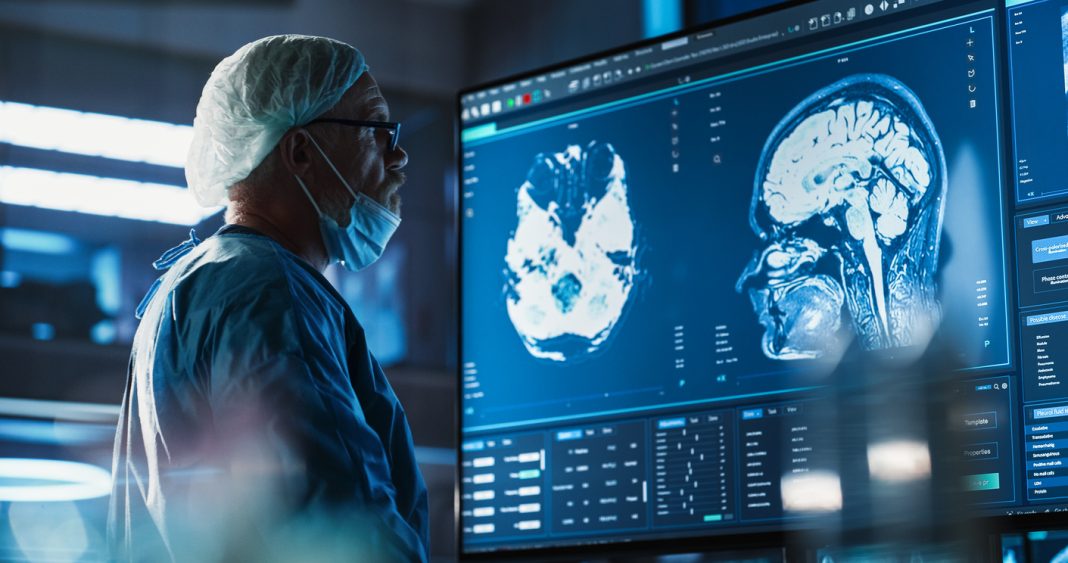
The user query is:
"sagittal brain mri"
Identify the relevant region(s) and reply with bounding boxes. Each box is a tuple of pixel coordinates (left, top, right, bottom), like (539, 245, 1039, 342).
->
(737, 74, 947, 360)
(504, 141, 641, 362)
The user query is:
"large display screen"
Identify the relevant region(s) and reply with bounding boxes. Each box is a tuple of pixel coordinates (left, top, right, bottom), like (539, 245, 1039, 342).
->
(457, 0, 1056, 554)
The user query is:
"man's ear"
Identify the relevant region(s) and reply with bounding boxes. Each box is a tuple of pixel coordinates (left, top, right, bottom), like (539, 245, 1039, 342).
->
(278, 128, 315, 177)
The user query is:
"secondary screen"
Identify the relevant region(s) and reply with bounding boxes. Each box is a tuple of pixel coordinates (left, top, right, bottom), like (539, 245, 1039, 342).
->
(460, 1, 1026, 554)
(1007, 0, 1068, 517)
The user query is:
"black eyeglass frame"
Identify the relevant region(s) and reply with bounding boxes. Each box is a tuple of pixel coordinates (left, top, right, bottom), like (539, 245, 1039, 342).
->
(307, 118, 401, 151)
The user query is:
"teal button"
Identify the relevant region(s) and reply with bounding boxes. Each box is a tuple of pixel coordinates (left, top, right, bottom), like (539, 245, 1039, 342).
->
(518, 469, 540, 480)
(703, 514, 722, 522)
(963, 472, 1000, 491)
(461, 122, 497, 142)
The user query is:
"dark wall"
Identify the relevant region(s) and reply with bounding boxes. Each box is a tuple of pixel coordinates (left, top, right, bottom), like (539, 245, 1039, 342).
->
(385, 93, 458, 369)
(465, 0, 646, 86)
(686, 0, 793, 26)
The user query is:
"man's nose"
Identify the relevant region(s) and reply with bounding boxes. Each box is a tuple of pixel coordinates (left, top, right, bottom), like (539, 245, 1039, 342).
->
(387, 144, 409, 170)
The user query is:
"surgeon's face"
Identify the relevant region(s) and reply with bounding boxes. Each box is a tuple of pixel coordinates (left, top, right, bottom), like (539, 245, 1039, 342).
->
(315, 72, 409, 223)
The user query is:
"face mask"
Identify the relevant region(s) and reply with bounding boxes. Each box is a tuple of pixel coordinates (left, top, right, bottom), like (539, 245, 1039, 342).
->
(293, 133, 401, 272)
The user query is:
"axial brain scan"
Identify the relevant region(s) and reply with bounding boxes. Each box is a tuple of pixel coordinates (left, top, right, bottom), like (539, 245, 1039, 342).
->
(504, 141, 641, 362)
(737, 74, 947, 360)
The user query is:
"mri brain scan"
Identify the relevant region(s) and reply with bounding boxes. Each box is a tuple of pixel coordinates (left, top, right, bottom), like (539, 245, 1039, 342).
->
(504, 141, 641, 362)
(736, 74, 947, 360)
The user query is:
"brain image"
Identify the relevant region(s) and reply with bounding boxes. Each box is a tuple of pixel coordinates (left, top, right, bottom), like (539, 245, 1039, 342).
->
(504, 141, 640, 362)
(736, 74, 947, 360)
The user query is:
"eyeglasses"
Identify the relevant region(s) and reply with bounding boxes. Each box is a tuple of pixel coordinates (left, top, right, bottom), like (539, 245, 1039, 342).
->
(307, 118, 401, 151)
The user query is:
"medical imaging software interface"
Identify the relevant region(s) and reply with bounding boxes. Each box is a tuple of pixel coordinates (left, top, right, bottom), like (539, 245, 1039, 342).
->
(458, 0, 1068, 553)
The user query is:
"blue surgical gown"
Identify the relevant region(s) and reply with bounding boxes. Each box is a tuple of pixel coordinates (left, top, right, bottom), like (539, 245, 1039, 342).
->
(108, 225, 428, 562)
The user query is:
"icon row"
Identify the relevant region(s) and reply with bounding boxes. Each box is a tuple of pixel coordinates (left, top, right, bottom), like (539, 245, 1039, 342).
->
(807, 7, 856, 30)
(463, 90, 550, 121)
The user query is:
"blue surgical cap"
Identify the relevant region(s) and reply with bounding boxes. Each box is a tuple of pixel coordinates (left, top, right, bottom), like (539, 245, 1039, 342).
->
(185, 35, 366, 207)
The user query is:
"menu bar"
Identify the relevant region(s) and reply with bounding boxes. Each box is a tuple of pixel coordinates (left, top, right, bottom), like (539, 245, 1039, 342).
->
(460, 0, 945, 123)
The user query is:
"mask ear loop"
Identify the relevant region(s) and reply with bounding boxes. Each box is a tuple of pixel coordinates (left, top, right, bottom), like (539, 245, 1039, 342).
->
(306, 132, 359, 200)
(293, 174, 324, 216)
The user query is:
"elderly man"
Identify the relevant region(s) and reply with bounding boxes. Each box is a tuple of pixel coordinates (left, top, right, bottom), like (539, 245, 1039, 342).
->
(108, 36, 428, 562)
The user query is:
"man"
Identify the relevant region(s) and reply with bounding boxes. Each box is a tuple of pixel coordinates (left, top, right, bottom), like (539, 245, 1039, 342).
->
(108, 35, 428, 562)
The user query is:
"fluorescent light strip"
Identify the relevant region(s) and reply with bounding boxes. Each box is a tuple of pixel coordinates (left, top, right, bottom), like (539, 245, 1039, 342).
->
(0, 166, 220, 225)
(0, 227, 78, 254)
(0, 101, 192, 168)
(0, 398, 119, 423)
(0, 458, 111, 502)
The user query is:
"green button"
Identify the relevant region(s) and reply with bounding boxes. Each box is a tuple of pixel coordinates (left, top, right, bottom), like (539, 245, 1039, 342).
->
(518, 469, 540, 479)
(703, 514, 722, 522)
(963, 472, 1000, 491)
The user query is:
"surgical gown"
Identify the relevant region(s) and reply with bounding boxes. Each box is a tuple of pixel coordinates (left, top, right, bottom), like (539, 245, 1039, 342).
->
(108, 225, 428, 562)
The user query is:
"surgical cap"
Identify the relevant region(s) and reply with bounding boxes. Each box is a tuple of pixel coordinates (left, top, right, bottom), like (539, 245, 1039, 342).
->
(185, 35, 366, 207)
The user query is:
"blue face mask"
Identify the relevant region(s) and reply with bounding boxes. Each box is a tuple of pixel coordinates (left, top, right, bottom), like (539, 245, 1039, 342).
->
(294, 133, 401, 272)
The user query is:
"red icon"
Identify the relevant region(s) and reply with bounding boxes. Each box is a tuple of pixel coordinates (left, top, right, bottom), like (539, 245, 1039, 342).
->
(523, 93, 533, 105)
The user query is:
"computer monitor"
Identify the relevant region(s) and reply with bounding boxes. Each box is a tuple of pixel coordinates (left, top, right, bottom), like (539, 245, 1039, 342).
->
(459, 0, 1019, 556)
